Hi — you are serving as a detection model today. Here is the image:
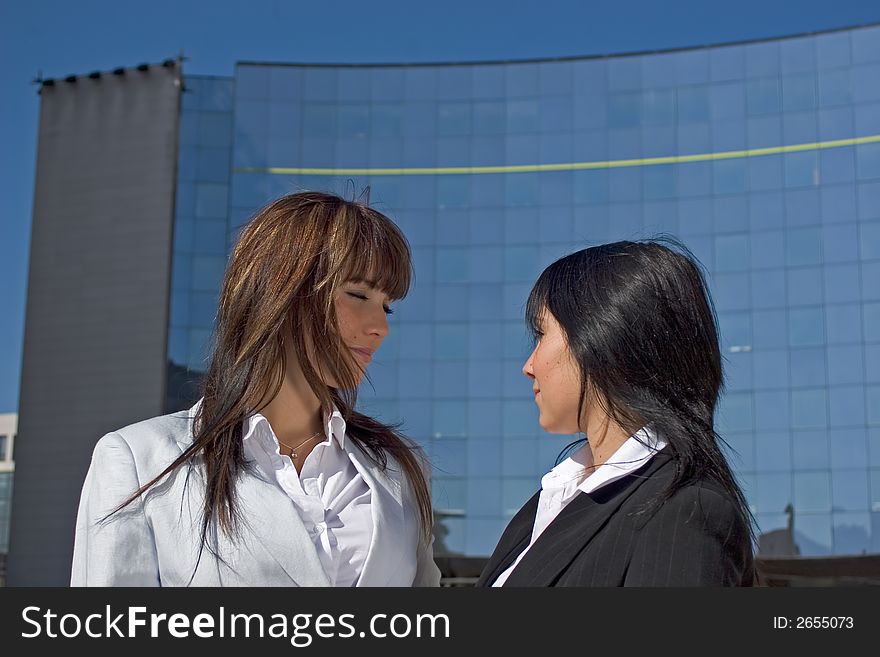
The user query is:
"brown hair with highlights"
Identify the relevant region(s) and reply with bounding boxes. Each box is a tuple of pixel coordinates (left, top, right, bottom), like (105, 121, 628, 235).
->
(114, 191, 432, 558)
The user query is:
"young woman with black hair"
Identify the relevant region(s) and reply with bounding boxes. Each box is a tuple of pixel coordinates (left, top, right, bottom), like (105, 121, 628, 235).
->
(72, 191, 439, 587)
(478, 239, 755, 587)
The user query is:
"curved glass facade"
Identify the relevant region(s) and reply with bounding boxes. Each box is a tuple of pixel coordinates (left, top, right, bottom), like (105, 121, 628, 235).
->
(168, 24, 880, 557)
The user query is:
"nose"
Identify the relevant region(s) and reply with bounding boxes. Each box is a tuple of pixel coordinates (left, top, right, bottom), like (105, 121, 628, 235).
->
(522, 347, 536, 379)
(368, 306, 389, 340)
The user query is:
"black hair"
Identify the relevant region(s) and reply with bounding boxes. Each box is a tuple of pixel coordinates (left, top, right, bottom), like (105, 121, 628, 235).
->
(526, 237, 754, 539)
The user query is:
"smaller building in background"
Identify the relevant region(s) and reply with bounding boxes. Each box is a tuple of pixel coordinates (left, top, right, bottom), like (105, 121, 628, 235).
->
(0, 413, 17, 586)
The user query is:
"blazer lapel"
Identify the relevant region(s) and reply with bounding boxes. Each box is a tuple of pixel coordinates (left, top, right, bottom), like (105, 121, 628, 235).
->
(174, 400, 330, 587)
(502, 453, 672, 587)
(230, 470, 331, 587)
(475, 491, 540, 587)
(344, 442, 405, 587)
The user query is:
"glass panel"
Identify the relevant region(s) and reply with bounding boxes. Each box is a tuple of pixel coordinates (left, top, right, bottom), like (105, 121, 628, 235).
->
(433, 401, 467, 438)
(195, 183, 228, 218)
(785, 228, 821, 266)
(793, 430, 828, 469)
(753, 349, 789, 389)
(750, 230, 784, 269)
(432, 477, 466, 513)
(789, 347, 826, 388)
(866, 302, 880, 342)
(816, 32, 852, 69)
(433, 323, 468, 360)
(781, 74, 816, 111)
(794, 471, 831, 512)
(832, 512, 871, 555)
(747, 78, 781, 115)
(749, 271, 785, 315)
(677, 86, 709, 122)
(749, 155, 783, 191)
(502, 478, 538, 517)
(784, 152, 819, 188)
(827, 345, 865, 384)
(861, 220, 880, 259)
(719, 312, 751, 349)
(754, 309, 788, 349)
(437, 102, 471, 136)
(824, 264, 861, 304)
(828, 303, 863, 345)
(502, 401, 538, 437)
(755, 431, 792, 472)
(788, 306, 825, 346)
(468, 400, 502, 438)
(642, 89, 675, 124)
(608, 93, 641, 128)
(791, 389, 828, 429)
(830, 428, 868, 470)
(795, 513, 832, 555)
(755, 391, 789, 431)
(502, 438, 540, 477)
(711, 273, 750, 311)
(756, 472, 792, 514)
(821, 223, 858, 263)
(466, 476, 502, 513)
(435, 248, 469, 283)
(868, 344, 880, 383)
(506, 99, 539, 133)
(748, 116, 782, 148)
(717, 392, 753, 433)
(468, 359, 501, 399)
(829, 386, 866, 428)
(724, 432, 755, 471)
(818, 69, 852, 107)
(870, 386, 880, 425)
(750, 191, 784, 230)
(397, 359, 432, 398)
(433, 362, 468, 398)
(713, 160, 746, 194)
(782, 112, 817, 144)
(872, 468, 880, 507)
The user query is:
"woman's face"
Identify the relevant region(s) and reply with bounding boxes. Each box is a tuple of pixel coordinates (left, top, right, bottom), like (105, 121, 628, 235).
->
(522, 310, 584, 433)
(332, 280, 392, 384)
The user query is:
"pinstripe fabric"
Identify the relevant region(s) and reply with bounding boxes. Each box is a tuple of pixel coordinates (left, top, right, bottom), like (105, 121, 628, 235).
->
(477, 452, 754, 587)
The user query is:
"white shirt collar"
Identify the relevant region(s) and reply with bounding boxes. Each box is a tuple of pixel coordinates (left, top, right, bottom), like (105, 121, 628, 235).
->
(540, 442, 594, 499)
(491, 426, 666, 588)
(242, 406, 348, 450)
(576, 425, 666, 495)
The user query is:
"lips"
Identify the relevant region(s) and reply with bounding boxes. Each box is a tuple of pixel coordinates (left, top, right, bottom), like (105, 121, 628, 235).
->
(351, 347, 375, 364)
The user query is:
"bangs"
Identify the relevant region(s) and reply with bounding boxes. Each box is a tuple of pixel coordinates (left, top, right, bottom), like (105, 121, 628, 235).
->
(525, 266, 554, 342)
(340, 207, 412, 300)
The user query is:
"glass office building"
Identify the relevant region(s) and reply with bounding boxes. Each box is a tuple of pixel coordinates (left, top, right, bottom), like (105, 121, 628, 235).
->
(167, 25, 880, 558)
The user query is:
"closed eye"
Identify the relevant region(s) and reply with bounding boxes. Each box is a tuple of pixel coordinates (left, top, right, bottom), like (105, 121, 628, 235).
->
(346, 291, 394, 315)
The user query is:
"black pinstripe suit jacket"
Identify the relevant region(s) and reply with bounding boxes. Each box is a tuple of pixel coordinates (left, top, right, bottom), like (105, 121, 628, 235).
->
(476, 450, 755, 587)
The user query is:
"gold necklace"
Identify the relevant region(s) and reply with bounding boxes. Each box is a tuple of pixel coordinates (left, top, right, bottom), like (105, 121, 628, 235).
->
(277, 430, 323, 460)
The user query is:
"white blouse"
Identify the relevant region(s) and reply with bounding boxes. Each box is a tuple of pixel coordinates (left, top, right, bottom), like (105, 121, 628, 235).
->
(492, 427, 667, 587)
(242, 408, 373, 587)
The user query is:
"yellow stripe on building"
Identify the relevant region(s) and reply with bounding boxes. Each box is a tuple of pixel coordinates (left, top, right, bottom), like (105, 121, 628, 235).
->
(233, 134, 880, 176)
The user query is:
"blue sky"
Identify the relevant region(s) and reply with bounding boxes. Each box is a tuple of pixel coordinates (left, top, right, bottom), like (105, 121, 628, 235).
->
(2, 0, 880, 413)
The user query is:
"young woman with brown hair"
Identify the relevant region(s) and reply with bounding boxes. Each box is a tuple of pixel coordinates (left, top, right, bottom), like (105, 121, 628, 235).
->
(71, 191, 439, 587)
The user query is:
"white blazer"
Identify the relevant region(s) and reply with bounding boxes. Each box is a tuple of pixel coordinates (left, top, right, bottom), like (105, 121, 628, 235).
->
(71, 403, 441, 587)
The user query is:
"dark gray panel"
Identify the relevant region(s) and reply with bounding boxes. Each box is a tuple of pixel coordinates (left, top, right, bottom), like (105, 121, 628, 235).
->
(8, 65, 181, 585)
